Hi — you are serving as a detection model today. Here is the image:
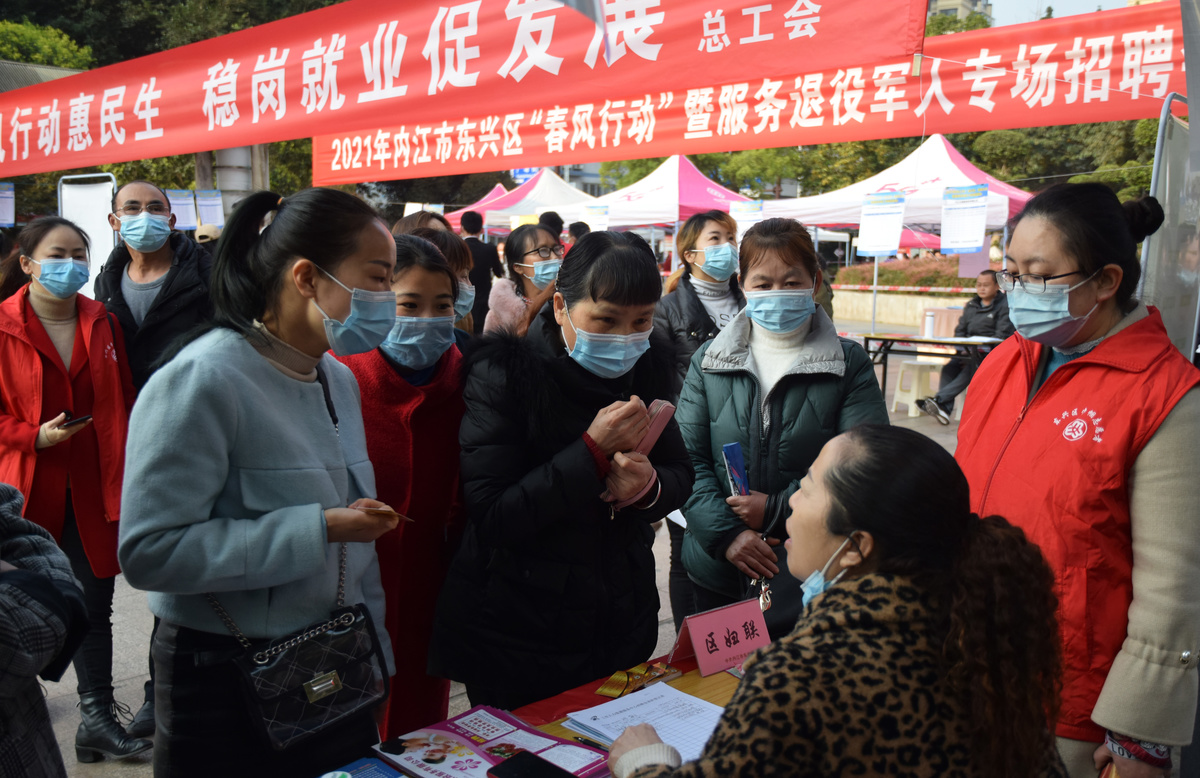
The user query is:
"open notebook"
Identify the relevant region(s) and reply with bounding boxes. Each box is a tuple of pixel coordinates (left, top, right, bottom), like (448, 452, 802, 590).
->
(562, 684, 724, 762)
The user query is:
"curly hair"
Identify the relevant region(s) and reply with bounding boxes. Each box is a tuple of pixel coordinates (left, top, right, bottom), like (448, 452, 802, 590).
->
(824, 425, 1062, 778)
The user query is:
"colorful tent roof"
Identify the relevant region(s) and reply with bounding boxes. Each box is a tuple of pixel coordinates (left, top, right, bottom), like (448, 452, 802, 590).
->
(470, 168, 596, 229)
(763, 134, 1031, 230)
(444, 183, 508, 230)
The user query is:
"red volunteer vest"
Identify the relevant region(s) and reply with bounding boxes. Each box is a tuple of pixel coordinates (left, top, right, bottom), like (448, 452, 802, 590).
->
(956, 308, 1200, 743)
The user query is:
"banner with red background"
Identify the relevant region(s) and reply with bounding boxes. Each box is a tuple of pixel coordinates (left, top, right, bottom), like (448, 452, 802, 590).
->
(311, 3, 1186, 183)
(0, 0, 926, 177)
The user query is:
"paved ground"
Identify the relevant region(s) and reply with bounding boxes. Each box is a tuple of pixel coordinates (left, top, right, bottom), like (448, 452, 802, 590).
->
(46, 316, 957, 777)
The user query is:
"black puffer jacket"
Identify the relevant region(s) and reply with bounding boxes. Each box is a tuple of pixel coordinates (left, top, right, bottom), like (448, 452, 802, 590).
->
(93, 233, 213, 389)
(429, 304, 694, 710)
(955, 294, 1014, 339)
(654, 274, 745, 399)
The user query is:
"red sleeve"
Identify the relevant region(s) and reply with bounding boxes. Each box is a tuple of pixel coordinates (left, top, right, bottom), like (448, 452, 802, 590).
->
(108, 314, 137, 415)
(582, 432, 612, 478)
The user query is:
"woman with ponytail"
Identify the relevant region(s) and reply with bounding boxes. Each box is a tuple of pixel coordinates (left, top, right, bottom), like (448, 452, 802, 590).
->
(956, 184, 1200, 778)
(609, 425, 1067, 778)
(118, 189, 400, 776)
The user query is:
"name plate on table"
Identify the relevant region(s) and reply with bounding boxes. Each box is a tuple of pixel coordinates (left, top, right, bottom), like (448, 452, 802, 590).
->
(668, 599, 770, 676)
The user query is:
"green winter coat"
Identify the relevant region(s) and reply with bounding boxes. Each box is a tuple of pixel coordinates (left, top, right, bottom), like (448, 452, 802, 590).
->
(677, 307, 889, 617)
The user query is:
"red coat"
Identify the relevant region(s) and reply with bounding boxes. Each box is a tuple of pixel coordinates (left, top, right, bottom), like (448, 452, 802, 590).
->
(338, 346, 465, 739)
(0, 288, 135, 577)
(956, 308, 1200, 743)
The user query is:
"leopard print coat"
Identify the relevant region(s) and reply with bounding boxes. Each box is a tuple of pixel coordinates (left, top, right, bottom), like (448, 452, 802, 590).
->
(631, 574, 1067, 778)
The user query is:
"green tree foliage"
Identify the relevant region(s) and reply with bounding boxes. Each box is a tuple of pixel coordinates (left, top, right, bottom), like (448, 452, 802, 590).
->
(362, 172, 518, 226)
(0, 20, 93, 69)
(924, 11, 991, 37)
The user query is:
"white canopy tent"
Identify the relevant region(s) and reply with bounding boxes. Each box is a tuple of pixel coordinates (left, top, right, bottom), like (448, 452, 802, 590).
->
(480, 167, 596, 229)
(763, 134, 1030, 230)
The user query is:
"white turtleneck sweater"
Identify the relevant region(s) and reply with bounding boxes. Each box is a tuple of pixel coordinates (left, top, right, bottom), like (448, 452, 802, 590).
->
(690, 277, 741, 331)
(748, 316, 813, 400)
(27, 282, 78, 371)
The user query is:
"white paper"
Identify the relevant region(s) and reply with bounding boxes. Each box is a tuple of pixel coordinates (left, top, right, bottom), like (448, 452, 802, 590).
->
(857, 192, 906, 257)
(0, 183, 13, 227)
(940, 184, 989, 253)
(195, 189, 225, 228)
(583, 204, 610, 231)
(666, 510, 687, 528)
(537, 745, 604, 771)
(565, 683, 723, 762)
(166, 189, 198, 231)
(730, 200, 763, 242)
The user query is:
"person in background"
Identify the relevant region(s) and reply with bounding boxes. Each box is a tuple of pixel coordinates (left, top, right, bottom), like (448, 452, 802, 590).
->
(338, 234, 466, 739)
(956, 184, 1200, 778)
(430, 231, 694, 711)
(93, 181, 215, 738)
(118, 188, 398, 777)
(0, 481, 89, 778)
(607, 426, 1067, 778)
(461, 211, 504, 336)
(0, 217, 146, 762)
(392, 210, 450, 235)
(918, 269, 1014, 424)
(566, 221, 590, 254)
(413, 227, 474, 350)
(482, 222, 562, 336)
(538, 211, 564, 243)
(677, 218, 888, 639)
(194, 224, 220, 258)
(658, 230, 675, 272)
(652, 209, 743, 631)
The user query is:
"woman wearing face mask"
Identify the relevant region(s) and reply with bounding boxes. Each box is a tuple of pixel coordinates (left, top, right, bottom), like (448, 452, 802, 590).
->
(676, 218, 887, 639)
(607, 426, 1068, 778)
(337, 234, 466, 739)
(412, 227, 476, 350)
(0, 217, 145, 763)
(956, 184, 1200, 778)
(430, 231, 694, 711)
(653, 210, 744, 633)
(118, 189, 400, 777)
(482, 223, 563, 336)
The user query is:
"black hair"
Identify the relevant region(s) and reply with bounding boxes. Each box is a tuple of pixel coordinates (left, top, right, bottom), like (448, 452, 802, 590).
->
(461, 210, 483, 234)
(557, 231, 662, 308)
(211, 188, 382, 334)
(112, 180, 171, 212)
(392, 210, 451, 235)
(399, 232, 459, 302)
(1007, 182, 1163, 308)
(568, 221, 590, 241)
(0, 216, 91, 301)
(504, 223, 558, 290)
(414, 227, 473, 275)
(538, 210, 564, 236)
(977, 269, 998, 282)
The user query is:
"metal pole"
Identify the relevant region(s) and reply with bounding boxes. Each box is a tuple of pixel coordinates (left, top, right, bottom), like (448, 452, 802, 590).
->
(1140, 92, 1188, 299)
(871, 254, 879, 332)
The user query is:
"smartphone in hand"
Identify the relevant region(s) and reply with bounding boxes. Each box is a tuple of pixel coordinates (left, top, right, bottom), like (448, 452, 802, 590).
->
(61, 414, 93, 429)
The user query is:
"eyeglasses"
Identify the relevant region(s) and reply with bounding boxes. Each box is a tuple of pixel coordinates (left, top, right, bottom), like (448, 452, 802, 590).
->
(523, 244, 564, 260)
(115, 203, 171, 217)
(997, 269, 1086, 295)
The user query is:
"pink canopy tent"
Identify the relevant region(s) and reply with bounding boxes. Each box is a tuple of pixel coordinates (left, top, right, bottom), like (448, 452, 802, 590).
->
(900, 228, 940, 249)
(556, 156, 748, 228)
(444, 183, 509, 230)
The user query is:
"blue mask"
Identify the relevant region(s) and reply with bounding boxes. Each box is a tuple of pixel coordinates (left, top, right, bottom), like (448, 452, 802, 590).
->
(313, 268, 397, 356)
(517, 259, 562, 290)
(32, 259, 90, 299)
(563, 309, 652, 379)
(454, 282, 476, 321)
(119, 212, 172, 253)
(1007, 273, 1098, 348)
(697, 243, 738, 282)
(744, 289, 816, 333)
(800, 536, 855, 608)
(380, 315, 455, 370)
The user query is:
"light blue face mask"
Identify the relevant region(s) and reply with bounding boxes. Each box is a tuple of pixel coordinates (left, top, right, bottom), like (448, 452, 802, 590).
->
(744, 289, 816, 333)
(31, 258, 90, 299)
(454, 282, 476, 321)
(1006, 272, 1099, 348)
(313, 267, 397, 356)
(562, 308, 652, 379)
(517, 259, 562, 290)
(800, 535, 855, 608)
(695, 243, 738, 282)
(380, 315, 455, 370)
(119, 212, 172, 253)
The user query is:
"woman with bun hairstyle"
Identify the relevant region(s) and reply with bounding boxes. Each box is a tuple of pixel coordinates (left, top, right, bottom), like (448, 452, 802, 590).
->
(482, 222, 562, 336)
(431, 231, 694, 711)
(0, 217, 145, 763)
(956, 183, 1200, 778)
(608, 426, 1067, 778)
(118, 189, 399, 776)
(337, 234, 466, 739)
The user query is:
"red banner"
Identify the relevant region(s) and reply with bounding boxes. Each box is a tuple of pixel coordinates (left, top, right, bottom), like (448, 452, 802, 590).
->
(0, 0, 926, 178)
(310, 3, 1186, 184)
